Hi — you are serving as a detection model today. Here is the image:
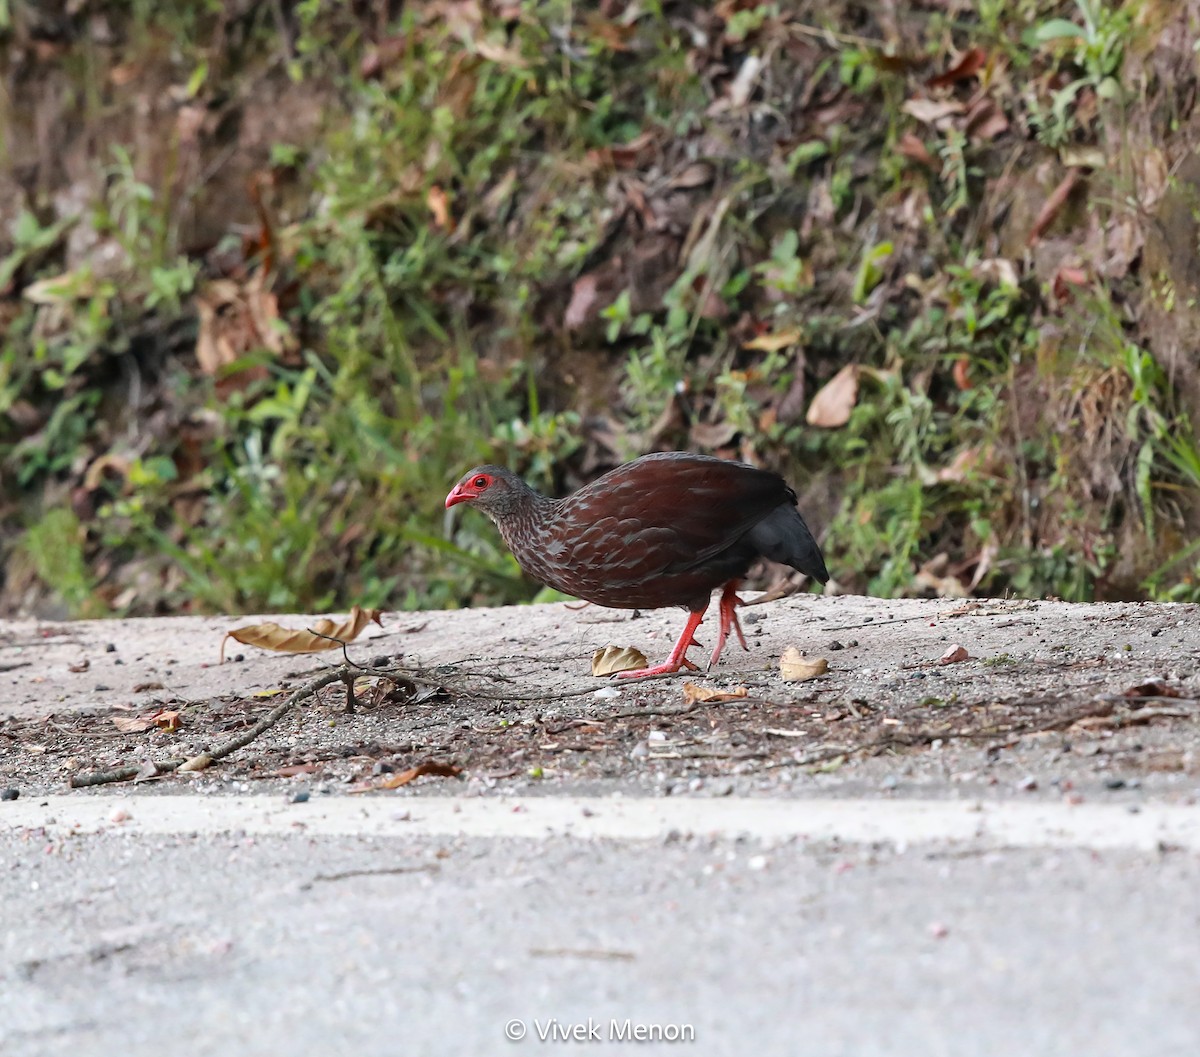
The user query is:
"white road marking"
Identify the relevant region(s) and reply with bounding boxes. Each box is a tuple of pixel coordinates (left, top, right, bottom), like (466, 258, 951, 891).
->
(3, 795, 1198, 851)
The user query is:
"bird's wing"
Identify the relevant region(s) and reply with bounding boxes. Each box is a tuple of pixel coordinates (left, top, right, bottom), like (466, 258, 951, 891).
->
(555, 456, 791, 583)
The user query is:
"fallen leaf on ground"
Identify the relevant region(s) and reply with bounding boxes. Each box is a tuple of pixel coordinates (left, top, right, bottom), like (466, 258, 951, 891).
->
(1027, 170, 1081, 246)
(927, 47, 987, 88)
(896, 131, 941, 170)
(902, 98, 965, 125)
(682, 682, 749, 704)
(112, 709, 181, 733)
(742, 328, 802, 352)
(806, 364, 859, 428)
(779, 649, 828, 682)
(592, 645, 648, 677)
(377, 760, 463, 789)
(427, 185, 453, 231)
(939, 644, 970, 664)
(152, 709, 181, 732)
(221, 606, 384, 661)
(276, 763, 322, 777)
(112, 715, 157, 733)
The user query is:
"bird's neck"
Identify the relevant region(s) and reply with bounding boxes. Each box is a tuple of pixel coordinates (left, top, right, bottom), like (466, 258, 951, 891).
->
(494, 493, 560, 562)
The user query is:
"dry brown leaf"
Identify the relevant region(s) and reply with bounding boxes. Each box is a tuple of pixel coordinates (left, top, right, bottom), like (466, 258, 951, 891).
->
(152, 709, 181, 733)
(475, 38, 527, 68)
(689, 421, 739, 450)
(1027, 170, 1081, 246)
(221, 606, 384, 662)
(360, 34, 408, 79)
(276, 763, 322, 777)
(939, 644, 970, 665)
(902, 98, 965, 125)
(592, 645, 648, 677)
(779, 648, 828, 682)
(806, 364, 859, 428)
(965, 98, 1009, 142)
(742, 328, 802, 352)
(936, 446, 981, 483)
(681, 682, 749, 704)
(112, 714, 157, 733)
(564, 273, 602, 330)
(727, 55, 764, 108)
(427, 185, 454, 231)
(584, 14, 637, 52)
(896, 132, 941, 171)
(927, 47, 987, 89)
(377, 760, 463, 789)
(667, 161, 715, 190)
(609, 129, 657, 169)
(195, 272, 296, 397)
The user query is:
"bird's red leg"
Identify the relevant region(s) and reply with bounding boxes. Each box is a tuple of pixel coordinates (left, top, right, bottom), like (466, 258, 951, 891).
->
(615, 610, 705, 679)
(708, 581, 749, 668)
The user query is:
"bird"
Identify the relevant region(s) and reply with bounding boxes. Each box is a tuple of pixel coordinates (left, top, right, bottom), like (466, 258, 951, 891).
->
(445, 451, 829, 678)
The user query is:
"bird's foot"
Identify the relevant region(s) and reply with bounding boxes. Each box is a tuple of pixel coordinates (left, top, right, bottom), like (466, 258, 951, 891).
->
(615, 656, 701, 679)
(708, 582, 749, 667)
(615, 609, 705, 679)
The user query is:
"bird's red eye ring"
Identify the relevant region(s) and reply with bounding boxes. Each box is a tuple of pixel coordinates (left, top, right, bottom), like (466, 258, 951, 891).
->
(473, 475, 488, 488)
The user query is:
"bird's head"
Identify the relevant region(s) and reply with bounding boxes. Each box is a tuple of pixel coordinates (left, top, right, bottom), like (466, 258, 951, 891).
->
(445, 465, 529, 518)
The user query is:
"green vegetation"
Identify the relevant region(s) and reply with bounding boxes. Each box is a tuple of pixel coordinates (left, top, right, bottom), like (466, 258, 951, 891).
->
(1, 0, 1198, 617)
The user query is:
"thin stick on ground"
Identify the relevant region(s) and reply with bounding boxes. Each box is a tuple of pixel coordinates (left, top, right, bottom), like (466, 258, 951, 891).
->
(69, 667, 351, 789)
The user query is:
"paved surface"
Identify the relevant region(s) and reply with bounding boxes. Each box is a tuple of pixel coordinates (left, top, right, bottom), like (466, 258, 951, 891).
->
(2, 596, 1199, 1054)
(2, 812, 1197, 1057)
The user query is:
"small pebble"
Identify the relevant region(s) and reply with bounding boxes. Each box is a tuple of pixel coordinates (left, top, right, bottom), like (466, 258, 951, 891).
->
(1, 788, 18, 801)
(105, 643, 117, 653)
(880, 775, 899, 791)
(291, 791, 310, 804)
(929, 922, 949, 939)
(593, 686, 621, 700)
(369, 654, 391, 668)
(234, 653, 245, 663)
(94, 684, 111, 692)
(747, 854, 768, 871)
(1104, 778, 1126, 790)
(828, 640, 845, 650)
(1018, 776, 1038, 792)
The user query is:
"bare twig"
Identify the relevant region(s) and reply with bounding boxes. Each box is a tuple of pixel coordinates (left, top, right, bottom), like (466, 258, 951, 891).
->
(69, 667, 351, 788)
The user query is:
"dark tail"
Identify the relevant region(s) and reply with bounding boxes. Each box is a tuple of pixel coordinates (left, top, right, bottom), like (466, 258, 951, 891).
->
(747, 504, 829, 583)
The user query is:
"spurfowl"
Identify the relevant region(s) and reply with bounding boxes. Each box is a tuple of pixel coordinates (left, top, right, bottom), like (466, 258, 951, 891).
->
(445, 451, 829, 678)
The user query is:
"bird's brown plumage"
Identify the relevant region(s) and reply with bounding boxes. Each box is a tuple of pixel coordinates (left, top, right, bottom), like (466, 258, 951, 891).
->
(445, 451, 828, 677)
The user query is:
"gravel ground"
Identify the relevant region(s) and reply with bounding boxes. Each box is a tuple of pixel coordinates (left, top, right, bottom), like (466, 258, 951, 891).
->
(1, 596, 1197, 803)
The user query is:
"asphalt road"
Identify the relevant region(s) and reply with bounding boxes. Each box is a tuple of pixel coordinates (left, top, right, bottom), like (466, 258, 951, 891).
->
(2, 805, 1197, 1057)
